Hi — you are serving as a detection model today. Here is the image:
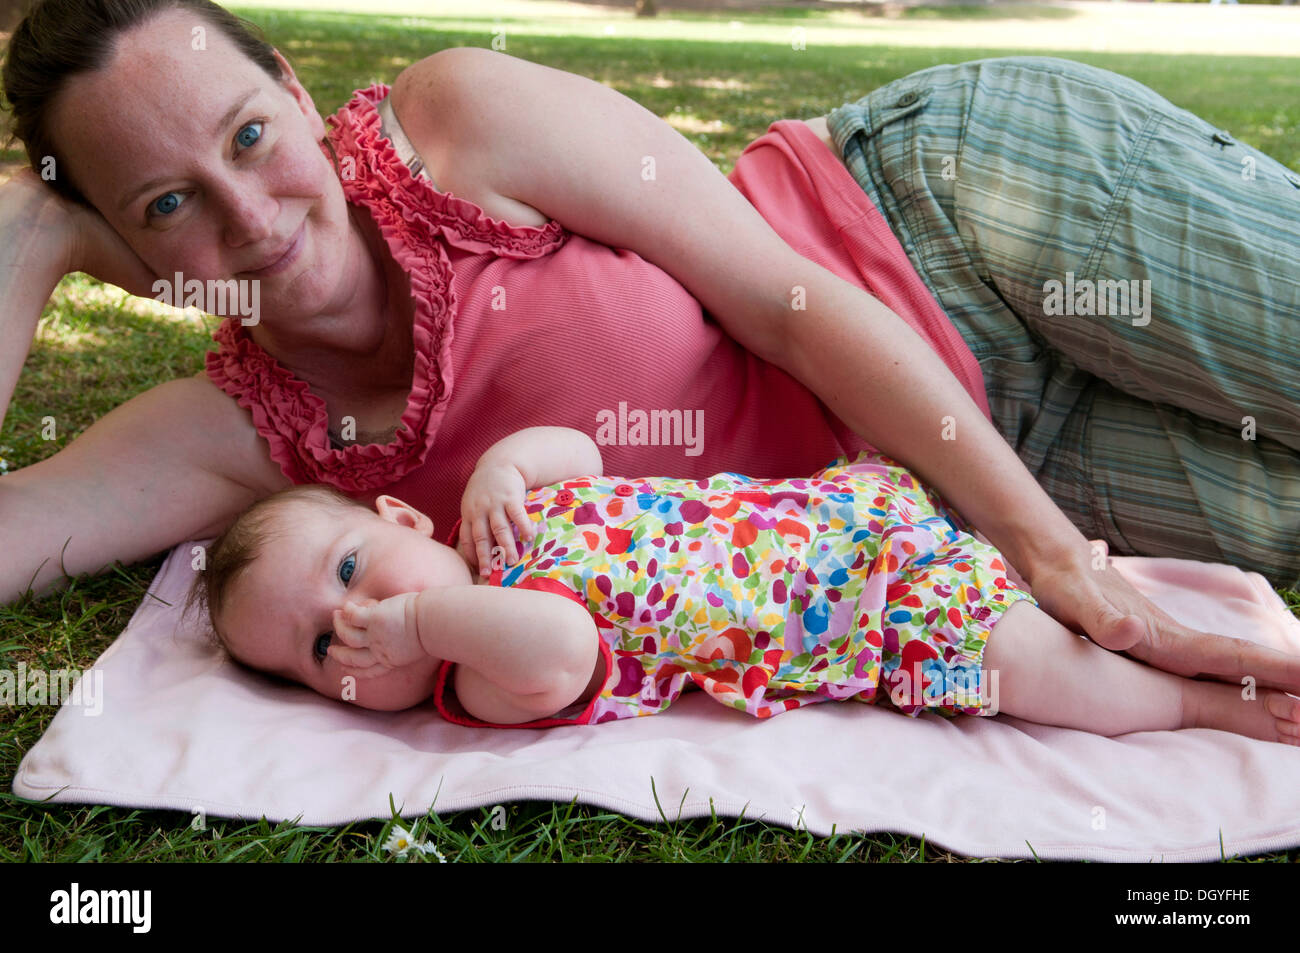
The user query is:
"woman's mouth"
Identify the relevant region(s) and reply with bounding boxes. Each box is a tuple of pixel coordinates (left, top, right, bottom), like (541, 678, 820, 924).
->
(244, 221, 306, 279)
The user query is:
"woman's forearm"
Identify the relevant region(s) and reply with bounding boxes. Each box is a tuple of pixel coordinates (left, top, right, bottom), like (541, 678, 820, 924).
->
(0, 199, 73, 429)
(0, 170, 160, 432)
(773, 267, 1092, 585)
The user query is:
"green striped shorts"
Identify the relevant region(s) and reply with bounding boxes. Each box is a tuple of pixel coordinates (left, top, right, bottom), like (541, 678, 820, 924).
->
(827, 56, 1300, 589)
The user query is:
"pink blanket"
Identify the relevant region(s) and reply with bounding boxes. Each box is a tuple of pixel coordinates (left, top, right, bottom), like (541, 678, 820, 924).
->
(14, 538, 1300, 860)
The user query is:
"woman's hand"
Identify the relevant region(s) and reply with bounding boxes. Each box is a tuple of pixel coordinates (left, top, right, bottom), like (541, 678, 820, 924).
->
(458, 461, 536, 577)
(0, 168, 76, 278)
(1, 168, 157, 299)
(327, 594, 425, 676)
(62, 188, 159, 300)
(0, 168, 162, 442)
(1026, 543, 1300, 692)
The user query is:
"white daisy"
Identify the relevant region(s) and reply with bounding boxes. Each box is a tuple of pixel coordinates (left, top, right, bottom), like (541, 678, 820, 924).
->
(383, 823, 417, 857)
(383, 823, 448, 861)
(418, 842, 448, 863)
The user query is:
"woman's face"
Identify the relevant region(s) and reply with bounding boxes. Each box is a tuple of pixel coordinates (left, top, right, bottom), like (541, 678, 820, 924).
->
(46, 8, 354, 322)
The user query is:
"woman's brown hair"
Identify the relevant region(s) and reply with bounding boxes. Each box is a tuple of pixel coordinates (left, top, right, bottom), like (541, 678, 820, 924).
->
(2, 0, 284, 206)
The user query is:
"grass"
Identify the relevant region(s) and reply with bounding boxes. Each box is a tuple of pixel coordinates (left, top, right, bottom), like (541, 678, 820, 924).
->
(3, 1, 1300, 862)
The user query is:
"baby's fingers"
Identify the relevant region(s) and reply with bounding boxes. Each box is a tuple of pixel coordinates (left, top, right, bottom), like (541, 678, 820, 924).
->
(330, 606, 368, 648)
(326, 642, 377, 670)
(510, 500, 536, 544)
(470, 515, 494, 578)
(489, 508, 521, 568)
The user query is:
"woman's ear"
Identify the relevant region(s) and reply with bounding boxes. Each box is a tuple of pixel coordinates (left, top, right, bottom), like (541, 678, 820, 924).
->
(374, 495, 435, 537)
(272, 48, 326, 140)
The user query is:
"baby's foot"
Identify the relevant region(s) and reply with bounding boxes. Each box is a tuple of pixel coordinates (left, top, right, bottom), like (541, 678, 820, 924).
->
(1182, 679, 1300, 746)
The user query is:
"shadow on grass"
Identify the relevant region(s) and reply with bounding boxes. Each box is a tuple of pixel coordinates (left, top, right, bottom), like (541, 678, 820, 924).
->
(516, 0, 1079, 22)
(227, 7, 1299, 170)
(895, 3, 1078, 20)
(2, 280, 215, 470)
(9, 9, 1292, 180)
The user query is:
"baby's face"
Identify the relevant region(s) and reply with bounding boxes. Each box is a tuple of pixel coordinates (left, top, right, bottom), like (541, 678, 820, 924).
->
(218, 495, 474, 710)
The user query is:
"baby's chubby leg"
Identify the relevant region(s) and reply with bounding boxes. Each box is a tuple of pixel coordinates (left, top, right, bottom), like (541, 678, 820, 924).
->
(980, 599, 1300, 745)
(980, 600, 1181, 734)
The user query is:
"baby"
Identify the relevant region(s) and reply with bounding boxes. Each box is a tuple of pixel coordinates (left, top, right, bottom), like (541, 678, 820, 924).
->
(186, 426, 1300, 744)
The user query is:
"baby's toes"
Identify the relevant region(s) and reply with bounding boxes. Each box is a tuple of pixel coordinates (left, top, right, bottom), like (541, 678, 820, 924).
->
(1263, 692, 1300, 745)
(1274, 718, 1300, 738)
(1264, 690, 1300, 723)
(1275, 725, 1300, 747)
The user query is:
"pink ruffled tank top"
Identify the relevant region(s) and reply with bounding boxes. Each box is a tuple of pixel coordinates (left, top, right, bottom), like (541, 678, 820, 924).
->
(204, 83, 990, 540)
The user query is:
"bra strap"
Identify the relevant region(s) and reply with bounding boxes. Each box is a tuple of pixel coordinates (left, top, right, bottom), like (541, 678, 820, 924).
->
(376, 93, 440, 190)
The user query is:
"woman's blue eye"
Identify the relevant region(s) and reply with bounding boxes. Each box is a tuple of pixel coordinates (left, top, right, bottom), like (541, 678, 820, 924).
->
(338, 554, 356, 584)
(236, 121, 262, 150)
(145, 122, 259, 220)
(314, 632, 332, 661)
(151, 192, 182, 216)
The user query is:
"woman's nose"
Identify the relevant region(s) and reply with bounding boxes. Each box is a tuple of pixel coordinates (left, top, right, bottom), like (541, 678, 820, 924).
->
(218, 184, 277, 248)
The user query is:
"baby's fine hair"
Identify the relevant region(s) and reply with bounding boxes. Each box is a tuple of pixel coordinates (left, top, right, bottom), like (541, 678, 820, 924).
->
(183, 484, 371, 655)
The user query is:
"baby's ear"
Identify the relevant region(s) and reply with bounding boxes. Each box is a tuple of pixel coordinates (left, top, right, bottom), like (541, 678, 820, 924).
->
(374, 495, 435, 536)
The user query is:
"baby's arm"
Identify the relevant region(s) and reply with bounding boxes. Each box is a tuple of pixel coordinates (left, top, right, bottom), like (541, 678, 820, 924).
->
(335, 583, 601, 724)
(476, 426, 604, 489)
(428, 585, 602, 723)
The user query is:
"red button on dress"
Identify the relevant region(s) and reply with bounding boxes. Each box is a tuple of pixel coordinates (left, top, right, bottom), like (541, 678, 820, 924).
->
(614, 484, 635, 497)
(554, 489, 575, 505)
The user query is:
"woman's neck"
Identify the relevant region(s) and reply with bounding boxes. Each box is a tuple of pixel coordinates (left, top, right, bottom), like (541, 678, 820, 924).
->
(250, 205, 413, 395)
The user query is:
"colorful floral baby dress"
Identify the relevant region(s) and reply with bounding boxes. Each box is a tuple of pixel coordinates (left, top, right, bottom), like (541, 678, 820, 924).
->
(433, 449, 1039, 727)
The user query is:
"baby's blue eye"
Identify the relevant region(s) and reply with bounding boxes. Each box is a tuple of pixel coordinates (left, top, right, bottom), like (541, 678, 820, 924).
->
(151, 192, 182, 216)
(338, 554, 356, 584)
(236, 121, 262, 149)
(314, 632, 332, 661)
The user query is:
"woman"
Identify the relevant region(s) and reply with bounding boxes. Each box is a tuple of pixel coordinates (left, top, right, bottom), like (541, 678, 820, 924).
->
(2, 0, 1298, 692)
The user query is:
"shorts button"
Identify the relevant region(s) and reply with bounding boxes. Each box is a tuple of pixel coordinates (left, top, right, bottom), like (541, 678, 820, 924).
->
(554, 489, 575, 505)
(614, 484, 635, 497)
(896, 91, 919, 107)
(1212, 130, 1235, 146)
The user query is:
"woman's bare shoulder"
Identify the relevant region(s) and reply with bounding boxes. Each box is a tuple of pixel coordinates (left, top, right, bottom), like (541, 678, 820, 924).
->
(394, 47, 798, 365)
(389, 50, 552, 229)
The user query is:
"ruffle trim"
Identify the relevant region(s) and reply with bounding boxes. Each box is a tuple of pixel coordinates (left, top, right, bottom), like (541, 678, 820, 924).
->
(332, 84, 570, 260)
(204, 83, 569, 491)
